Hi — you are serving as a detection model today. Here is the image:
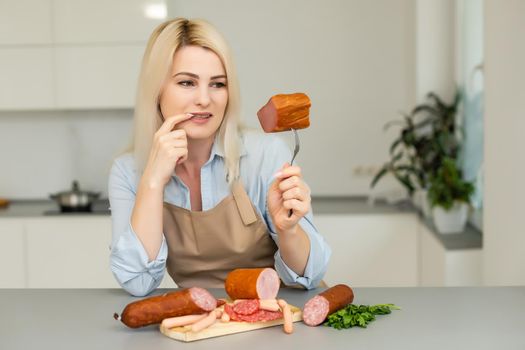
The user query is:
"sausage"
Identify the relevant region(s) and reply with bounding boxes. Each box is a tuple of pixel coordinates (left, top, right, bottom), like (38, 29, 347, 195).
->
(161, 314, 208, 329)
(259, 299, 280, 312)
(114, 287, 216, 328)
(225, 268, 280, 300)
(191, 311, 218, 332)
(278, 299, 293, 334)
(302, 284, 354, 326)
(257, 93, 311, 133)
(220, 311, 231, 322)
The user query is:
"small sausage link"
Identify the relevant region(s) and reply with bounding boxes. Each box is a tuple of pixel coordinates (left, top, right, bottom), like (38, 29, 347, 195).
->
(191, 311, 218, 332)
(221, 311, 231, 323)
(278, 299, 293, 334)
(161, 314, 207, 329)
(259, 299, 280, 312)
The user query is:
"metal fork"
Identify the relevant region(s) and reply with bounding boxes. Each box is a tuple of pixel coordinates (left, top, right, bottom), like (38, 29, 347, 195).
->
(290, 128, 300, 165)
(288, 129, 300, 217)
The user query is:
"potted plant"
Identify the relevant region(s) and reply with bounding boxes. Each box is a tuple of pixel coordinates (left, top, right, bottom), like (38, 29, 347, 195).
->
(428, 157, 474, 233)
(371, 91, 461, 217)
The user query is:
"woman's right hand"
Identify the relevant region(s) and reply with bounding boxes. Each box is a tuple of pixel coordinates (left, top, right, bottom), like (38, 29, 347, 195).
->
(142, 113, 193, 189)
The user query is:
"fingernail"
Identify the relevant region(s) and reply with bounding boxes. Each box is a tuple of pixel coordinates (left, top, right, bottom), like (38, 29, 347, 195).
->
(186, 113, 194, 117)
(273, 171, 283, 179)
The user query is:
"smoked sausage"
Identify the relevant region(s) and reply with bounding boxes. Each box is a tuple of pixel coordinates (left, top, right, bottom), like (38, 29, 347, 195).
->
(114, 287, 216, 328)
(302, 284, 354, 326)
(257, 93, 311, 133)
(225, 268, 280, 300)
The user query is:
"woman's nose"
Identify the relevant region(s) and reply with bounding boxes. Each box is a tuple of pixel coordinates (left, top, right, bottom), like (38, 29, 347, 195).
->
(195, 85, 211, 107)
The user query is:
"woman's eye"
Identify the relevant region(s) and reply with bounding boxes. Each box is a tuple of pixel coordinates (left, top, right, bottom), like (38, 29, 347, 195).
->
(178, 80, 195, 87)
(211, 82, 227, 88)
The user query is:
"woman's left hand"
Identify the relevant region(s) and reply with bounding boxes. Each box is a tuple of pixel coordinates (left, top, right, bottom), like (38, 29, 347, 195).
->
(267, 163, 311, 234)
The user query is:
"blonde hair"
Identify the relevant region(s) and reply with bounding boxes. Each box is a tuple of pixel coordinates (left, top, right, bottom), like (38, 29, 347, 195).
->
(131, 18, 242, 184)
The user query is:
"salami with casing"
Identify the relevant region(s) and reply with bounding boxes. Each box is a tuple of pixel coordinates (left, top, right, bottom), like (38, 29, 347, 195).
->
(114, 287, 217, 328)
(302, 284, 354, 326)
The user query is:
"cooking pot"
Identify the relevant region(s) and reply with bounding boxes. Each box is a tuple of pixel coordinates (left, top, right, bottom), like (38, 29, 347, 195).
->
(50, 180, 101, 212)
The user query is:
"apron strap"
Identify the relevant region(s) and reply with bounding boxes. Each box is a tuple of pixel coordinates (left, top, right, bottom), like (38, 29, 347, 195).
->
(231, 180, 258, 226)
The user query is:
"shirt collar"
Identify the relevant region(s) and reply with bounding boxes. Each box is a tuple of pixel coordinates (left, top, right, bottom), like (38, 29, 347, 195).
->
(210, 133, 248, 159)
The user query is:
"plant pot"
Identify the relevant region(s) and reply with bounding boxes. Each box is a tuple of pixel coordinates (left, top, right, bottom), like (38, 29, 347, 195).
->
(432, 202, 469, 234)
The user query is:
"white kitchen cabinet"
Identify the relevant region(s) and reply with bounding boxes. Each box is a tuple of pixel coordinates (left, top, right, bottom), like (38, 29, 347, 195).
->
(25, 216, 119, 288)
(55, 45, 144, 109)
(419, 223, 482, 286)
(53, 0, 165, 44)
(0, 0, 53, 45)
(315, 214, 419, 287)
(0, 48, 55, 110)
(0, 219, 26, 287)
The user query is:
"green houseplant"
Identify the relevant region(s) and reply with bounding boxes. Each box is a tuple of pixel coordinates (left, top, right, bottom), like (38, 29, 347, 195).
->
(371, 91, 461, 207)
(428, 157, 474, 233)
(371, 89, 476, 233)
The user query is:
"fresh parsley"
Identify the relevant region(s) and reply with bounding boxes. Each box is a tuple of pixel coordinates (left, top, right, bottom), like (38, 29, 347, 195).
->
(324, 304, 401, 329)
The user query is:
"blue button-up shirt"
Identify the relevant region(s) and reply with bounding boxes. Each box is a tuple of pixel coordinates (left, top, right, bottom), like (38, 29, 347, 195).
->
(109, 130, 331, 296)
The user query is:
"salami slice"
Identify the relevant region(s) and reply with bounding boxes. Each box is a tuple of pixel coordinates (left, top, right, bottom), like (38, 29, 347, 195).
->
(233, 299, 260, 315)
(225, 304, 283, 323)
(302, 284, 354, 326)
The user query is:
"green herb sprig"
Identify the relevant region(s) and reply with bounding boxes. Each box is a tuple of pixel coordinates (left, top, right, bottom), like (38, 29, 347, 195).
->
(324, 304, 400, 329)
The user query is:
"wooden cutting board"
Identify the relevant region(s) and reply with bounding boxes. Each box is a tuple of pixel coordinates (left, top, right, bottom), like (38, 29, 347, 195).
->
(160, 305, 302, 342)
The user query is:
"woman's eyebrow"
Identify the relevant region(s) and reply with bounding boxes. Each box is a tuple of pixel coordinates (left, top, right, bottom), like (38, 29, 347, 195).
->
(173, 72, 226, 80)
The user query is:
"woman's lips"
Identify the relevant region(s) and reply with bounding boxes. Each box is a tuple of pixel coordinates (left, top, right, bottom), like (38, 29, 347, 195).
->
(188, 112, 213, 124)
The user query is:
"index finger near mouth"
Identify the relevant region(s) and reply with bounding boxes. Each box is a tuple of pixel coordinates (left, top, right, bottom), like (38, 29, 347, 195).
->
(159, 113, 193, 133)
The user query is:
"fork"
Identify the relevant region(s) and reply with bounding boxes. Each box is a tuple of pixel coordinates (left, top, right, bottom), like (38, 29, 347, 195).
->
(290, 128, 300, 165)
(288, 128, 300, 217)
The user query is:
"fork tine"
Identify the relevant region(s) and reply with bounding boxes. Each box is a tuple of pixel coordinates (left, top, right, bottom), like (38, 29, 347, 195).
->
(290, 128, 300, 165)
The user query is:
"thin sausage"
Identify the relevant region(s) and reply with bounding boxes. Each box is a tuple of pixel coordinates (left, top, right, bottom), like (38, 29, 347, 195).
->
(302, 284, 354, 326)
(114, 287, 216, 328)
(278, 299, 293, 334)
(161, 314, 207, 329)
(221, 311, 230, 322)
(191, 311, 218, 332)
(259, 299, 280, 312)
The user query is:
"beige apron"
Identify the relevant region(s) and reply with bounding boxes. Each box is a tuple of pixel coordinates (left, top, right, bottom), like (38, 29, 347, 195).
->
(162, 180, 278, 288)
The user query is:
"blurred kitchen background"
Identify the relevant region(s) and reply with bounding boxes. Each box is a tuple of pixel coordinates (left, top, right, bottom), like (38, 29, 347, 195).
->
(0, 0, 523, 288)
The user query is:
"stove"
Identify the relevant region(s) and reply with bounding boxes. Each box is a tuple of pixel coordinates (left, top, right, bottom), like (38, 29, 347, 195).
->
(43, 209, 111, 216)
(42, 199, 111, 215)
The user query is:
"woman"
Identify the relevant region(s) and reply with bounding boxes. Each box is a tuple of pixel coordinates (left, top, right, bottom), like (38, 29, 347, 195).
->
(109, 18, 331, 296)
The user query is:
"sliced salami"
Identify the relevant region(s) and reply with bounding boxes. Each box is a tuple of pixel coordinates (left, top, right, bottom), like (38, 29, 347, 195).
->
(224, 303, 283, 323)
(232, 299, 260, 315)
(302, 284, 354, 327)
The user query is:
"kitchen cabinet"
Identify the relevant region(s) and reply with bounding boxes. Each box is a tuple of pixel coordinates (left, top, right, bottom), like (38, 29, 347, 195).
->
(53, 0, 165, 44)
(0, 0, 164, 110)
(0, 219, 26, 287)
(0, 48, 55, 110)
(0, 0, 53, 45)
(25, 216, 119, 288)
(419, 223, 482, 286)
(315, 214, 419, 287)
(55, 45, 144, 109)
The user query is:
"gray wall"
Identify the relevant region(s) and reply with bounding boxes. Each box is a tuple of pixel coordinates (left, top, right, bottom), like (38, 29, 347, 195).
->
(0, 0, 415, 198)
(168, 0, 416, 196)
(483, 0, 525, 285)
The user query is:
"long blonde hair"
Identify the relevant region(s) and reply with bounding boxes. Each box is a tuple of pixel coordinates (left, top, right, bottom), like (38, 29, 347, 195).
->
(131, 18, 242, 184)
